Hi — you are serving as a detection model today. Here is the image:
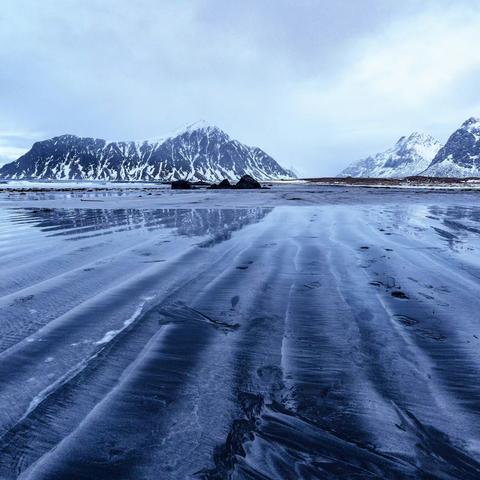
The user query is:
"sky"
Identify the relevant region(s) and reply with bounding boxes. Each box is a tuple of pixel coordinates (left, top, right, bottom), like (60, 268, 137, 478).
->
(1, 0, 480, 176)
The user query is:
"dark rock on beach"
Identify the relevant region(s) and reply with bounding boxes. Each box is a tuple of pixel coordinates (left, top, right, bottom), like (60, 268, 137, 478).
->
(209, 175, 262, 189)
(171, 180, 192, 190)
(209, 179, 232, 189)
(235, 175, 261, 189)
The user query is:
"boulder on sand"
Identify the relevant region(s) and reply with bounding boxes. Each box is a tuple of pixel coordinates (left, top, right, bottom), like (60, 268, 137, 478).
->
(235, 175, 261, 189)
(171, 180, 192, 190)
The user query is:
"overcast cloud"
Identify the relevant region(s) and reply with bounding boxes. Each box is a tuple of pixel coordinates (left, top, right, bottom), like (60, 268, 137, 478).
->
(1, 0, 480, 175)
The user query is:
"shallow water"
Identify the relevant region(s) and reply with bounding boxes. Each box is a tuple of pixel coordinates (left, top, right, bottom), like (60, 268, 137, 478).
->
(1, 187, 480, 479)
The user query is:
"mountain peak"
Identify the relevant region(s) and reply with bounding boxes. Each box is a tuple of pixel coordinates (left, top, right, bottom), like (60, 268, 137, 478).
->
(461, 116, 480, 133)
(392, 132, 432, 150)
(51, 134, 81, 142)
(408, 131, 430, 140)
(184, 119, 213, 131)
(172, 120, 225, 137)
(140, 121, 227, 145)
(396, 132, 437, 145)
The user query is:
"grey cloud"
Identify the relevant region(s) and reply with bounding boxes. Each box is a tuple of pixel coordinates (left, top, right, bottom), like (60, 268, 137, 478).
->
(0, 0, 479, 175)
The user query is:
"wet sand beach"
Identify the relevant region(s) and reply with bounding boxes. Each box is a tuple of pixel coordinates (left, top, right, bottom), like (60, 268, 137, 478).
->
(0, 184, 480, 479)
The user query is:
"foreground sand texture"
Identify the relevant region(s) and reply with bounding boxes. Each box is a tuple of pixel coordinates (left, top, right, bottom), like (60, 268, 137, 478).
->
(0, 185, 480, 479)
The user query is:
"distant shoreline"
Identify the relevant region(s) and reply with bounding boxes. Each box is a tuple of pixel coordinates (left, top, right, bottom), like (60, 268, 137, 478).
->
(1, 175, 480, 193)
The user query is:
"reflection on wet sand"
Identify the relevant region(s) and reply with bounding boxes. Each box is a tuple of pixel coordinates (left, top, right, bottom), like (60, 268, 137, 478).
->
(16, 207, 273, 242)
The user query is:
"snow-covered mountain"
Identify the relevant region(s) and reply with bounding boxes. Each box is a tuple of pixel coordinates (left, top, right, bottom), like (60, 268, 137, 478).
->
(338, 132, 442, 178)
(421, 117, 480, 177)
(0, 122, 295, 182)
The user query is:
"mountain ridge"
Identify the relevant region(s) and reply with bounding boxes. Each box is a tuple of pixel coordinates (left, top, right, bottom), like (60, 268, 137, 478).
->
(0, 123, 295, 182)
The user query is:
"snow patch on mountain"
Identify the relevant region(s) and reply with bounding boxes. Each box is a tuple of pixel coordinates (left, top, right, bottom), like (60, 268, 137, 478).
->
(338, 132, 442, 178)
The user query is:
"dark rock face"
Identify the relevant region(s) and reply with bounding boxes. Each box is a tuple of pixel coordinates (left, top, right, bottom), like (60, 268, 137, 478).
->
(218, 179, 232, 188)
(235, 175, 261, 189)
(171, 180, 191, 190)
(209, 179, 232, 189)
(422, 117, 480, 177)
(0, 122, 295, 182)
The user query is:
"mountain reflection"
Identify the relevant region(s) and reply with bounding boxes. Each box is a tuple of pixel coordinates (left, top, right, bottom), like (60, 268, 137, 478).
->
(428, 205, 480, 250)
(15, 207, 273, 245)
